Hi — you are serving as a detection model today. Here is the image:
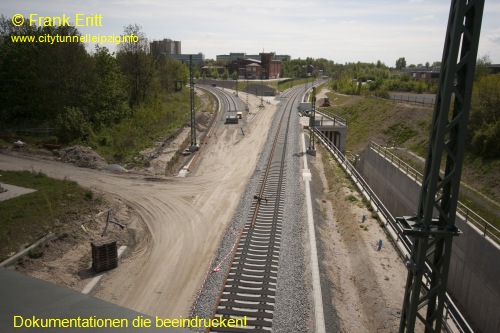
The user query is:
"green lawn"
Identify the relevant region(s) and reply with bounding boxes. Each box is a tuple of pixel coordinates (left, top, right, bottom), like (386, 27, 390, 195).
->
(0, 170, 99, 261)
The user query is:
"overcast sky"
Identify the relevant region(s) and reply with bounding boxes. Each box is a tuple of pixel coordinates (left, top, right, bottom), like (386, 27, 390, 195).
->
(3, 0, 499, 66)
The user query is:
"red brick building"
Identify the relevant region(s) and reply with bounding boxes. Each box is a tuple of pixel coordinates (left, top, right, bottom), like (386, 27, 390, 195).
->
(225, 53, 281, 79)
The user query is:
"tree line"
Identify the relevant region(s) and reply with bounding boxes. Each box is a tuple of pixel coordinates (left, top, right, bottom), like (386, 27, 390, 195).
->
(0, 17, 189, 146)
(1, 16, 496, 159)
(326, 56, 499, 158)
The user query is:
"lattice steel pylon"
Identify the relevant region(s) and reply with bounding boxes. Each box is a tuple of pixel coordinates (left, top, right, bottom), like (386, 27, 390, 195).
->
(308, 86, 316, 153)
(189, 55, 197, 149)
(397, 1, 484, 332)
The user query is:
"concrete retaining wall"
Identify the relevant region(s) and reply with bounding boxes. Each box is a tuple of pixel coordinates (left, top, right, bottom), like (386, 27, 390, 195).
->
(357, 147, 500, 333)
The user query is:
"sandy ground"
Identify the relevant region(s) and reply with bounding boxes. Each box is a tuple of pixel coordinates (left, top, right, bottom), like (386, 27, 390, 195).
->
(1, 85, 413, 332)
(0, 91, 277, 319)
(311, 144, 408, 332)
(301, 85, 425, 331)
(140, 126, 191, 175)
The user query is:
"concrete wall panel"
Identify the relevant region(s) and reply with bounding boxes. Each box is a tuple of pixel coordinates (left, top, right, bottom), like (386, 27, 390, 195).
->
(357, 146, 500, 333)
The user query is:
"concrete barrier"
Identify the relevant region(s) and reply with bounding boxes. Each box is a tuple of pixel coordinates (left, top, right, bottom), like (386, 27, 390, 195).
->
(356, 146, 500, 333)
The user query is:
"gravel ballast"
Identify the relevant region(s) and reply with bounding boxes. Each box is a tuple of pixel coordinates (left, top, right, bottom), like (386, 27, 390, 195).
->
(190, 87, 311, 332)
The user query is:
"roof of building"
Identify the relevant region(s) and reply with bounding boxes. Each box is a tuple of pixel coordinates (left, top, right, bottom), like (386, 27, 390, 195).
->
(0, 268, 190, 333)
(244, 58, 261, 63)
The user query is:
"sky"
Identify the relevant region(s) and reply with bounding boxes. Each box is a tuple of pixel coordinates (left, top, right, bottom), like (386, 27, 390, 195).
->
(2, 0, 500, 66)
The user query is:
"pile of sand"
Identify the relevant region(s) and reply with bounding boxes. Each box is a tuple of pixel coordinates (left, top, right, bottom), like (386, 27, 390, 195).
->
(60, 146, 108, 169)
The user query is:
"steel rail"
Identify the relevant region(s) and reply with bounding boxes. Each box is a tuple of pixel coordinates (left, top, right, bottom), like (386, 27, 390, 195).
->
(208, 85, 304, 332)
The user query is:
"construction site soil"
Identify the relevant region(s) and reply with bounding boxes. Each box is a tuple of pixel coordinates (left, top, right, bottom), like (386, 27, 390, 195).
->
(2, 86, 486, 332)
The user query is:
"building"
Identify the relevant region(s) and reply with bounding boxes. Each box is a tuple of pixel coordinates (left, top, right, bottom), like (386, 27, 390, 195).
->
(201, 65, 226, 77)
(171, 53, 205, 64)
(216, 53, 246, 62)
(150, 38, 181, 58)
(223, 52, 282, 79)
(149, 38, 204, 64)
(217, 52, 290, 65)
(402, 67, 440, 83)
(260, 53, 281, 79)
(304, 64, 315, 76)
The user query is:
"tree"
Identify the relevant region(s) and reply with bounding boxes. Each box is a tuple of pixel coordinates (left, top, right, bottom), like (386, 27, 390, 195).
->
(156, 57, 188, 92)
(212, 67, 219, 79)
(468, 73, 500, 157)
(222, 68, 229, 80)
(474, 54, 492, 81)
(55, 106, 91, 142)
(0, 17, 93, 129)
(116, 24, 155, 106)
(87, 46, 129, 129)
(396, 57, 406, 69)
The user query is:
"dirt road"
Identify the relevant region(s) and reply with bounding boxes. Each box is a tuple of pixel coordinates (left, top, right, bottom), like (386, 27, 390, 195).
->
(0, 91, 277, 318)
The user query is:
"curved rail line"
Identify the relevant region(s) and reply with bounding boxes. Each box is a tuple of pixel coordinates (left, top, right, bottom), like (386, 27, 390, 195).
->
(209, 85, 305, 332)
(187, 86, 243, 171)
(203, 86, 242, 122)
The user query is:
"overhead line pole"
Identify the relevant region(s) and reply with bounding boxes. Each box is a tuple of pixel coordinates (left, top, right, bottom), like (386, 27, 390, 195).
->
(189, 55, 198, 151)
(397, 1, 484, 332)
(307, 86, 316, 156)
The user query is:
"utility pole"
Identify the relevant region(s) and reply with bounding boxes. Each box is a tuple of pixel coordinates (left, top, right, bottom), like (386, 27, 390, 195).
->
(307, 86, 316, 156)
(245, 78, 249, 111)
(397, 1, 484, 332)
(235, 75, 239, 97)
(260, 77, 264, 108)
(189, 55, 198, 152)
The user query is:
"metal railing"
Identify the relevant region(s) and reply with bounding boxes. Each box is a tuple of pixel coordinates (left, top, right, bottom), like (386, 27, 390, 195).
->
(368, 141, 500, 244)
(315, 109, 347, 127)
(388, 93, 436, 107)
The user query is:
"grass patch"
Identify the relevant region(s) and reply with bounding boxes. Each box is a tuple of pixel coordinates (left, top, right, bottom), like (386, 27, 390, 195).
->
(321, 89, 499, 235)
(89, 90, 199, 164)
(278, 77, 315, 91)
(326, 92, 354, 106)
(320, 145, 349, 193)
(0, 170, 100, 261)
(346, 194, 358, 202)
(322, 96, 395, 151)
(383, 123, 418, 145)
(321, 92, 434, 154)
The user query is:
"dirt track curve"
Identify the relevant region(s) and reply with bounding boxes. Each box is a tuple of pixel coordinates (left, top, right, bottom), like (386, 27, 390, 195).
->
(0, 92, 277, 318)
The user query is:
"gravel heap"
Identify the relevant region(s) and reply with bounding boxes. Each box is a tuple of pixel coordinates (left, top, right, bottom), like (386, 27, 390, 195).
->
(59, 145, 108, 169)
(190, 90, 310, 332)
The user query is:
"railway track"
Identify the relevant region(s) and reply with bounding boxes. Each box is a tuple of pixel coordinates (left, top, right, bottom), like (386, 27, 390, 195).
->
(209, 86, 305, 332)
(201, 85, 243, 123)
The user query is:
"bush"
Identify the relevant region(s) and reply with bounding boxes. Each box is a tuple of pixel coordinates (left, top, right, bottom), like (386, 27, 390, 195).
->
(374, 87, 390, 99)
(28, 246, 43, 259)
(468, 74, 500, 158)
(346, 194, 358, 202)
(55, 106, 92, 143)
